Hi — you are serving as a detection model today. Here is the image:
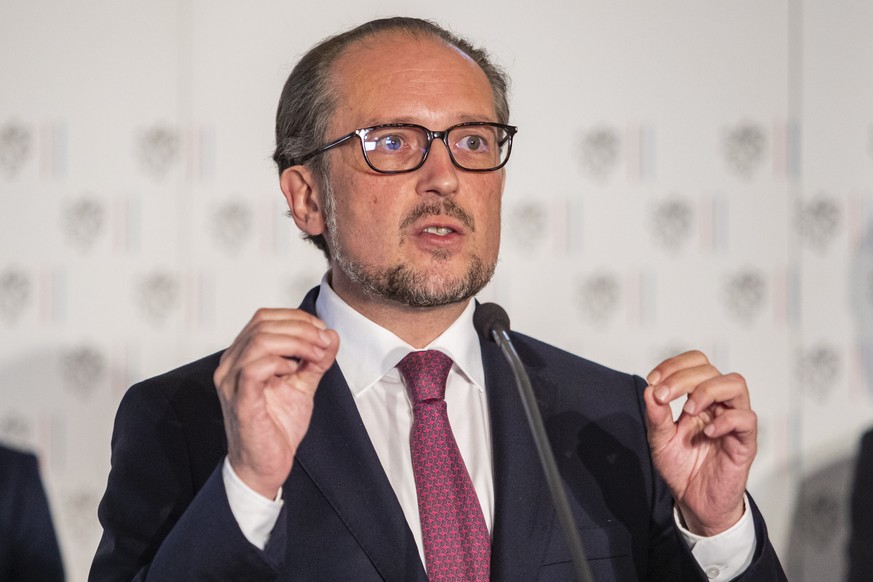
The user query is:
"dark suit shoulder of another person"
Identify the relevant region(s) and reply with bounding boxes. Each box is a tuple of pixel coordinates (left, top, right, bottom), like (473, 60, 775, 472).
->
(0, 445, 65, 582)
(848, 428, 873, 582)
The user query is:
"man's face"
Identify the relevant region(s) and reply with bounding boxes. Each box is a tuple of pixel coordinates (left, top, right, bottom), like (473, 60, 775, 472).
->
(320, 33, 505, 309)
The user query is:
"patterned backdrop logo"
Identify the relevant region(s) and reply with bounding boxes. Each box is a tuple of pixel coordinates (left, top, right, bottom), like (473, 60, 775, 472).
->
(136, 125, 180, 179)
(506, 202, 547, 251)
(796, 345, 840, 402)
(574, 273, 621, 325)
(649, 197, 694, 252)
(722, 269, 767, 323)
(135, 272, 180, 323)
(0, 121, 32, 179)
(796, 488, 842, 548)
(62, 196, 106, 251)
(797, 196, 840, 252)
(722, 122, 767, 179)
(0, 267, 32, 325)
(576, 126, 621, 180)
(59, 345, 106, 400)
(210, 200, 253, 252)
(62, 489, 102, 549)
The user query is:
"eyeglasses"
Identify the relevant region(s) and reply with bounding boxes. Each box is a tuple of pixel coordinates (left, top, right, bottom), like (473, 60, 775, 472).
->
(296, 122, 518, 174)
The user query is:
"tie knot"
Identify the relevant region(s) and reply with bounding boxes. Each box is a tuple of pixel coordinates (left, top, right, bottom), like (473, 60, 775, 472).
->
(397, 350, 454, 404)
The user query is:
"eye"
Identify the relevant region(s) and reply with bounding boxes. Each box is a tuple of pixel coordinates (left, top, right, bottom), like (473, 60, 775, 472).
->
(365, 126, 424, 155)
(465, 136, 484, 151)
(455, 132, 492, 153)
(376, 134, 405, 152)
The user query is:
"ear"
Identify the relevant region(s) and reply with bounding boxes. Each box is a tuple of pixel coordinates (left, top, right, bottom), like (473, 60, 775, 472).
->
(280, 165, 325, 236)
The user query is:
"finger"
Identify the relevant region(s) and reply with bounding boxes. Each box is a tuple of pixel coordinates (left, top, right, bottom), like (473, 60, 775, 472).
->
(217, 333, 317, 387)
(217, 321, 333, 383)
(643, 384, 677, 449)
(287, 328, 340, 395)
(239, 331, 331, 365)
(224, 316, 330, 356)
(701, 408, 758, 442)
(221, 310, 328, 366)
(647, 350, 711, 386)
(650, 362, 720, 405)
(682, 372, 751, 415)
(246, 308, 328, 331)
(216, 354, 300, 400)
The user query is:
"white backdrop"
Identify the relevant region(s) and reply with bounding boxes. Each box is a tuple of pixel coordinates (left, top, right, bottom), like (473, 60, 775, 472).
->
(2, 1, 872, 579)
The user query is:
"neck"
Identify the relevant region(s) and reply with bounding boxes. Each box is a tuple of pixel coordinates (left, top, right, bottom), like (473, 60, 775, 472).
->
(329, 272, 469, 348)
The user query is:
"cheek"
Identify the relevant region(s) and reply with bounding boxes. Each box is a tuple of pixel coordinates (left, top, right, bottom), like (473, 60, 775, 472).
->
(334, 176, 399, 246)
(484, 211, 502, 256)
(478, 182, 503, 253)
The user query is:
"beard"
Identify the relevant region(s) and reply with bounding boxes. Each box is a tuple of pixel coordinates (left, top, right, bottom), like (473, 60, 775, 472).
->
(339, 251, 495, 308)
(320, 177, 497, 308)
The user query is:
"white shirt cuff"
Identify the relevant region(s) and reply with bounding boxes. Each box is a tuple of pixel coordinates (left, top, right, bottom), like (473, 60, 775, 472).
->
(222, 457, 284, 550)
(675, 494, 756, 581)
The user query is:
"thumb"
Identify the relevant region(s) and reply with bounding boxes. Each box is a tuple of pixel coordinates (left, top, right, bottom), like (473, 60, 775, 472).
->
(644, 384, 676, 449)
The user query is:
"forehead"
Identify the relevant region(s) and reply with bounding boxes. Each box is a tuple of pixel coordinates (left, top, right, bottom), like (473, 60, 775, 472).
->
(329, 32, 497, 129)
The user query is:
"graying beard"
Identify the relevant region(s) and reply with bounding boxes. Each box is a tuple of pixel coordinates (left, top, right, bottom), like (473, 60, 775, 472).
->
(321, 179, 495, 307)
(352, 255, 494, 307)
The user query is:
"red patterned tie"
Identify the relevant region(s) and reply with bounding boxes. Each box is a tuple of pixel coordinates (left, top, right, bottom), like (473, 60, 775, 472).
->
(397, 350, 491, 581)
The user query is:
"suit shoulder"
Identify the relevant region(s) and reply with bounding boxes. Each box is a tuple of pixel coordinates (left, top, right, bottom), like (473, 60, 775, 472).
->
(110, 351, 227, 487)
(116, 351, 226, 433)
(510, 331, 641, 386)
(124, 350, 224, 404)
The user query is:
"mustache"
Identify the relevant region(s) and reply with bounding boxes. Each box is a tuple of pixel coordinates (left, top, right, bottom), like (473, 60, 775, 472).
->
(399, 199, 476, 232)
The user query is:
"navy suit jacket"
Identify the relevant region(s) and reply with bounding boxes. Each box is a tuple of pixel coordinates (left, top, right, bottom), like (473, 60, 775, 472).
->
(91, 287, 786, 581)
(0, 445, 65, 582)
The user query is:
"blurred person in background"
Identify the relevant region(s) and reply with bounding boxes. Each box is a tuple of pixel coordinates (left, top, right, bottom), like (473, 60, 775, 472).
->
(847, 428, 873, 582)
(0, 443, 64, 582)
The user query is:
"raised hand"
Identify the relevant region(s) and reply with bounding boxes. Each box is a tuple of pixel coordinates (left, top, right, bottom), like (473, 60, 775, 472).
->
(214, 308, 339, 499)
(643, 350, 757, 536)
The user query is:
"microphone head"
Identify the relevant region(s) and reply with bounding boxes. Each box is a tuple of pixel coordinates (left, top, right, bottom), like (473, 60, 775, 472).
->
(473, 302, 511, 343)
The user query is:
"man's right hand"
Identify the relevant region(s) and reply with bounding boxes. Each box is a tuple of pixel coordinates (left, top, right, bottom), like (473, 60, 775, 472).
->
(214, 308, 339, 499)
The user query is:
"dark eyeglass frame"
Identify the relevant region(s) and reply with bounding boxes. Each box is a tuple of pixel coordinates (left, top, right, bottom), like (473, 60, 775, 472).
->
(295, 122, 519, 174)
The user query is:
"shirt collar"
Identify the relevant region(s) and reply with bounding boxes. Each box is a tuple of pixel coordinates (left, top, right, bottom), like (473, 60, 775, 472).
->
(314, 275, 486, 398)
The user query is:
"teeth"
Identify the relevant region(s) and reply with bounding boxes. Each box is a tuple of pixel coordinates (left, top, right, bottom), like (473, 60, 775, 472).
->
(423, 226, 454, 236)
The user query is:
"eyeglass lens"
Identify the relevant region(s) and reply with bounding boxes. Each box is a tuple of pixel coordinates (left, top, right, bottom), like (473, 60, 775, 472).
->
(361, 125, 511, 172)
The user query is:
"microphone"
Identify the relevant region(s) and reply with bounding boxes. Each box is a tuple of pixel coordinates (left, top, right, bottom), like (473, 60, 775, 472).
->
(475, 303, 594, 582)
(473, 302, 512, 345)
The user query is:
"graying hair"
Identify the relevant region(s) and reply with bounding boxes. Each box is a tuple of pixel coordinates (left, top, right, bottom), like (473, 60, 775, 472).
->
(272, 17, 511, 260)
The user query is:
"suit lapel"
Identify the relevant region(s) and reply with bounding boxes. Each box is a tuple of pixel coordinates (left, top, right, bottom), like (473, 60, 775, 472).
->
(293, 287, 426, 581)
(482, 337, 556, 581)
(292, 288, 557, 580)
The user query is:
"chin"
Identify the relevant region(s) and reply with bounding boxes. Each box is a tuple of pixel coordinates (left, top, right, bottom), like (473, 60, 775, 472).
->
(334, 245, 496, 308)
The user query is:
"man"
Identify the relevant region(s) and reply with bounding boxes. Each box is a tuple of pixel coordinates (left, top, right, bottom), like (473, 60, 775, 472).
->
(0, 444, 65, 582)
(91, 17, 787, 581)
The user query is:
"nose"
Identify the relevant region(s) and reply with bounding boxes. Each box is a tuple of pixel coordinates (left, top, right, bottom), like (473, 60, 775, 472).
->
(415, 138, 460, 197)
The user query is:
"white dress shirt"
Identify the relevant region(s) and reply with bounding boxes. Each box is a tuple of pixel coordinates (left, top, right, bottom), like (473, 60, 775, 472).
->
(222, 277, 755, 581)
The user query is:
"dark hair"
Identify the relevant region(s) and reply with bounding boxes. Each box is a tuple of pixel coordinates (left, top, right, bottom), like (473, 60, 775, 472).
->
(272, 17, 511, 259)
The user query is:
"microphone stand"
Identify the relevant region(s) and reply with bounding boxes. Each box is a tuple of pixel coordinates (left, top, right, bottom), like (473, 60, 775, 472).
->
(490, 325, 595, 582)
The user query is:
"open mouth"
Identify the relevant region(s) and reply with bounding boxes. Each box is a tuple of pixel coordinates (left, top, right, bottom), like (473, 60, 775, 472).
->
(422, 226, 456, 236)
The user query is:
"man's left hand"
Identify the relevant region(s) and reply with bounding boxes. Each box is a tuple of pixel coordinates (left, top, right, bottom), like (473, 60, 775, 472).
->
(644, 350, 757, 537)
